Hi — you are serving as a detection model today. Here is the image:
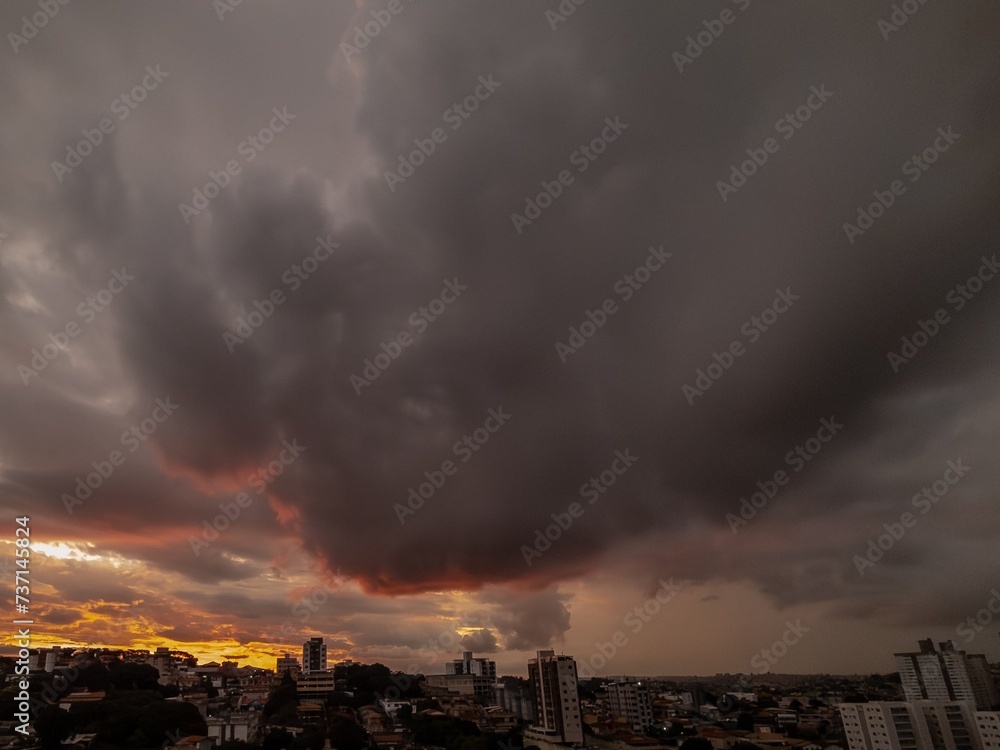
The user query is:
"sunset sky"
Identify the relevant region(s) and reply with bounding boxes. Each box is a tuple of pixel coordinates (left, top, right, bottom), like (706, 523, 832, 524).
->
(1, 1, 999, 677)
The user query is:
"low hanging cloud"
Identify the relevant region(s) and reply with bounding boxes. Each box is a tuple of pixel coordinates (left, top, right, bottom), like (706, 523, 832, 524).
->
(1, 0, 999, 667)
(460, 628, 500, 654)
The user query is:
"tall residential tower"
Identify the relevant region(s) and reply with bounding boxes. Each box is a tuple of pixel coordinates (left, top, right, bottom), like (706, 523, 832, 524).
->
(302, 636, 327, 674)
(525, 650, 583, 746)
(895, 639, 998, 710)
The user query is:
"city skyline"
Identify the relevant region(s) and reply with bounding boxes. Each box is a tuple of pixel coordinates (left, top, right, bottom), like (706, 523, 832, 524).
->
(12, 633, 998, 749)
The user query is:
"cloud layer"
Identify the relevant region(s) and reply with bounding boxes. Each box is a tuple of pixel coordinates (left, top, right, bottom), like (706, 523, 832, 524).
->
(1, 0, 999, 672)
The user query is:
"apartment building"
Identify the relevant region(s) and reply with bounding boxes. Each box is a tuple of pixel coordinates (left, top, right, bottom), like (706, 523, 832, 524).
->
(526, 650, 583, 745)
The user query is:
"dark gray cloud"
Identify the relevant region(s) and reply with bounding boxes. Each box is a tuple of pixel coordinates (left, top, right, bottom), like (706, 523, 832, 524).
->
(487, 588, 573, 651)
(1, 0, 999, 669)
(461, 628, 500, 654)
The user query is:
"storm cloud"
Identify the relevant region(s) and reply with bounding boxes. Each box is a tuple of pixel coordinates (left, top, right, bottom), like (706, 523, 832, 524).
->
(1, 0, 998, 672)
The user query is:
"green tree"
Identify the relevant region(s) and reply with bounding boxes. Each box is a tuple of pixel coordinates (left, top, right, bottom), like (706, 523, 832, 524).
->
(263, 671, 299, 725)
(263, 728, 296, 750)
(94, 705, 142, 744)
(34, 705, 75, 750)
(410, 715, 488, 750)
(329, 714, 370, 750)
(293, 724, 328, 750)
(160, 682, 181, 698)
(0, 656, 16, 677)
(75, 660, 113, 692)
(198, 674, 220, 699)
(680, 738, 713, 750)
(138, 700, 208, 746)
(107, 660, 161, 691)
(0, 685, 20, 719)
(326, 690, 357, 708)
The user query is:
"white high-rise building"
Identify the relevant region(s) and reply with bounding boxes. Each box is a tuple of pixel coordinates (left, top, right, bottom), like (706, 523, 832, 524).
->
(302, 637, 327, 674)
(976, 711, 1000, 750)
(968, 656, 1000, 711)
(895, 639, 998, 710)
(606, 678, 653, 732)
(839, 702, 926, 750)
(525, 650, 583, 746)
(446, 650, 497, 678)
(920, 701, 981, 750)
(838, 701, 989, 750)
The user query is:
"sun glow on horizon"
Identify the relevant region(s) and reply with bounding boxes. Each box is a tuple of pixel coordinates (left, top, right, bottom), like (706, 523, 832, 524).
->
(31, 541, 103, 561)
